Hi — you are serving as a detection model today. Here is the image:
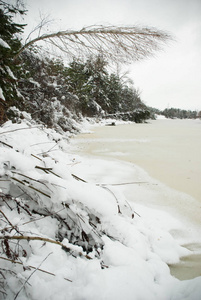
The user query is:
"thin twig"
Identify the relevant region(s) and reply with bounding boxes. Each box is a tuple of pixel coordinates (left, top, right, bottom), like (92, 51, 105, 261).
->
(35, 166, 52, 172)
(31, 154, 42, 161)
(10, 177, 51, 198)
(71, 174, 87, 183)
(124, 199, 141, 218)
(0, 141, 13, 148)
(0, 210, 22, 235)
(101, 186, 121, 214)
(14, 252, 53, 300)
(21, 207, 65, 225)
(97, 181, 148, 186)
(0, 126, 42, 135)
(11, 171, 53, 193)
(0, 256, 72, 282)
(35, 166, 61, 178)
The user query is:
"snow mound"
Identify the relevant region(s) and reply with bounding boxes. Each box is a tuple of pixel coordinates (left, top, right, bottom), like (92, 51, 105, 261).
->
(156, 114, 167, 119)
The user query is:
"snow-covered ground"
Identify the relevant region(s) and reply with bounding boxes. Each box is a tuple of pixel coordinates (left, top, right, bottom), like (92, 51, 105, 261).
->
(0, 119, 201, 300)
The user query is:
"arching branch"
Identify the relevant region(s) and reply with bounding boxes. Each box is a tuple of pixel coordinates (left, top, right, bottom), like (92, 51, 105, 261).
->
(14, 25, 173, 63)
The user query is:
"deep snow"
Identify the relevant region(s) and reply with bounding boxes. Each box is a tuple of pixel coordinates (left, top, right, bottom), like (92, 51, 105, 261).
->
(0, 119, 201, 300)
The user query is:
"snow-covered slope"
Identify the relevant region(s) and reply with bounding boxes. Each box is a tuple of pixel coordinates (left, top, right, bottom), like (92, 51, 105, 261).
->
(0, 120, 201, 300)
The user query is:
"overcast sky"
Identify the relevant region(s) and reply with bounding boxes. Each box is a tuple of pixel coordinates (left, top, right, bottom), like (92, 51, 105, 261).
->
(23, 0, 201, 111)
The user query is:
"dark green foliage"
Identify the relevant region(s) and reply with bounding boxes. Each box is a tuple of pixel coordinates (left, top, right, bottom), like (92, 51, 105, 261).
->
(148, 107, 197, 120)
(162, 108, 197, 119)
(64, 56, 109, 116)
(64, 55, 149, 121)
(17, 50, 81, 132)
(17, 50, 150, 129)
(0, 1, 26, 123)
(106, 73, 121, 114)
(147, 107, 161, 119)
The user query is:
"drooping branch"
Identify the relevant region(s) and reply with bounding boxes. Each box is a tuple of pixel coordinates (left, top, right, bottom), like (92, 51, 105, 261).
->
(14, 25, 173, 62)
(0, 235, 92, 259)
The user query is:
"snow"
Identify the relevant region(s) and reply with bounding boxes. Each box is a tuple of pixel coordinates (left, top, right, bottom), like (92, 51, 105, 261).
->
(156, 114, 167, 119)
(0, 87, 5, 101)
(0, 119, 201, 300)
(0, 37, 10, 49)
(29, 78, 41, 87)
(6, 66, 17, 80)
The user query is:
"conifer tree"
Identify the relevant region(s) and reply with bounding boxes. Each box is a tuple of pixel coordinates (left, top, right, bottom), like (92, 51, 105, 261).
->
(0, 0, 26, 123)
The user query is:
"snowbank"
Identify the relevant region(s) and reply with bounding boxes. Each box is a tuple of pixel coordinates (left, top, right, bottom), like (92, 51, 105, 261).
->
(156, 114, 167, 119)
(0, 120, 201, 300)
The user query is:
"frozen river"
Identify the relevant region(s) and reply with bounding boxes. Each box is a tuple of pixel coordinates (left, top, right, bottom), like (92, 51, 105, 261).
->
(72, 118, 201, 279)
(76, 118, 201, 203)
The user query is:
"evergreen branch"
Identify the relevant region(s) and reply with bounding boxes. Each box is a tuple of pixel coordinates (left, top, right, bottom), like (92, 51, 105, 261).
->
(14, 25, 173, 62)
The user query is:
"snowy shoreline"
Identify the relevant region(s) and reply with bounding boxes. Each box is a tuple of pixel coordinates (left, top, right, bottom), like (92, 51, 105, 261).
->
(0, 119, 201, 299)
(77, 117, 201, 205)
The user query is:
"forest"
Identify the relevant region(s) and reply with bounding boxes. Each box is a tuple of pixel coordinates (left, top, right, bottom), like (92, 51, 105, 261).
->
(0, 1, 152, 131)
(1, 0, 198, 135)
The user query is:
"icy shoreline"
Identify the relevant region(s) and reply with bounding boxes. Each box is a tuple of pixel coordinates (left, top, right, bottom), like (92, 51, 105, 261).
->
(0, 119, 201, 299)
(71, 118, 201, 280)
(76, 117, 201, 204)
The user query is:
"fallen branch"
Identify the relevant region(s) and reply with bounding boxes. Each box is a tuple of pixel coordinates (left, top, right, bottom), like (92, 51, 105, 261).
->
(98, 181, 148, 186)
(0, 209, 22, 235)
(0, 256, 72, 282)
(21, 207, 65, 226)
(12, 171, 53, 192)
(10, 177, 51, 198)
(100, 186, 122, 214)
(0, 235, 92, 259)
(14, 252, 53, 300)
(31, 154, 42, 161)
(71, 174, 87, 183)
(0, 126, 42, 135)
(0, 141, 13, 148)
(35, 166, 61, 178)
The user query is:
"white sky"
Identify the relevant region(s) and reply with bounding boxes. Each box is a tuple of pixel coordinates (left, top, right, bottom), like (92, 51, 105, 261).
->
(23, 0, 201, 111)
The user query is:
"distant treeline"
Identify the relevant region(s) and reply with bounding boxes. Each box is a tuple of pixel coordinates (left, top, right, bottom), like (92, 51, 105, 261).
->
(149, 107, 199, 119)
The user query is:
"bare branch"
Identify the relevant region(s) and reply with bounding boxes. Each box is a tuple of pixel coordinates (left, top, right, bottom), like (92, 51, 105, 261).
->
(0, 235, 92, 259)
(14, 252, 53, 300)
(0, 209, 22, 235)
(15, 25, 173, 63)
(25, 13, 53, 44)
(0, 256, 72, 282)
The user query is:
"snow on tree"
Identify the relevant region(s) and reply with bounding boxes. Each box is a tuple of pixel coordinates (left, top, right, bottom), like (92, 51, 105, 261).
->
(0, 0, 26, 123)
